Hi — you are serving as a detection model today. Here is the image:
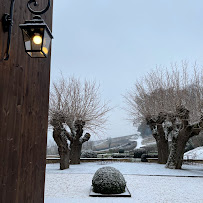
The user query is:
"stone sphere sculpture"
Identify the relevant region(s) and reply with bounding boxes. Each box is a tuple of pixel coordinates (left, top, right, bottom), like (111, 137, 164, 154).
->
(92, 166, 126, 194)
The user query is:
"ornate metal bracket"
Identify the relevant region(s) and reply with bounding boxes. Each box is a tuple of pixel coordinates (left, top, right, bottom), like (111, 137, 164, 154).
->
(2, 0, 15, 60)
(27, 0, 50, 15)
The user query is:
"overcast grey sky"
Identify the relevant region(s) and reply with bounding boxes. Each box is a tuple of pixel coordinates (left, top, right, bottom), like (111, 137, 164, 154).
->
(50, 0, 203, 140)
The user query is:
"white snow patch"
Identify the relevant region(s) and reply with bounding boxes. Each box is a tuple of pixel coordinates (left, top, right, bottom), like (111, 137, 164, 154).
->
(129, 135, 145, 149)
(135, 135, 144, 149)
(184, 147, 203, 160)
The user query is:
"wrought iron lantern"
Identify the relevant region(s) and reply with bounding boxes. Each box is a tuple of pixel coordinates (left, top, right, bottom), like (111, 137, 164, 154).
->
(2, 0, 53, 60)
(19, 0, 53, 58)
(19, 15, 53, 58)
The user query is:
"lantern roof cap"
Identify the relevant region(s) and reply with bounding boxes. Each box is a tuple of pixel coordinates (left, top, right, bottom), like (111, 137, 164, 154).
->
(19, 16, 53, 39)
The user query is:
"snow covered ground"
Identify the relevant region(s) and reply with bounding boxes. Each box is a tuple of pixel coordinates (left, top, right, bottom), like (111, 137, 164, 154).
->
(184, 147, 203, 160)
(45, 162, 203, 203)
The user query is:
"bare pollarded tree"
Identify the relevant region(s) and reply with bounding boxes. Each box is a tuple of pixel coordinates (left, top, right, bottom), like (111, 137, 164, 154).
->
(49, 76, 111, 167)
(164, 106, 203, 169)
(124, 62, 203, 167)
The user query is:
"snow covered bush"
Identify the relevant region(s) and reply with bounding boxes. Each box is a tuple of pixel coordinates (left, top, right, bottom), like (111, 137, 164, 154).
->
(92, 166, 126, 194)
(141, 154, 158, 162)
(111, 153, 126, 158)
(81, 150, 97, 158)
(134, 148, 147, 158)
(141, 154, 148, 162)
(119, 149, 125, 153)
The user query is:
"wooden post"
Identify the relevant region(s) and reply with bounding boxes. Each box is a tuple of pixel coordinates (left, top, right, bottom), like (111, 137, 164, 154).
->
(0, 0, 53, 202)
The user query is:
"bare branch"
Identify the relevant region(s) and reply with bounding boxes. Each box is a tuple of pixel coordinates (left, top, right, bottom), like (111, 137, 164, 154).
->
(49, 76, 111, 136)
(80, 133, 91, 144)
(124, 62, 203, 125)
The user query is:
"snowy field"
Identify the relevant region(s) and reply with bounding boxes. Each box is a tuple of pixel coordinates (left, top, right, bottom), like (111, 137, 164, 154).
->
(45, 162, 203, 203)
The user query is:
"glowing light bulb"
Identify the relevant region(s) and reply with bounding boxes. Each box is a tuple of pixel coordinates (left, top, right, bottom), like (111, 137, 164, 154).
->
(33, 34, 42, 45)
(42, 47, 48, 55)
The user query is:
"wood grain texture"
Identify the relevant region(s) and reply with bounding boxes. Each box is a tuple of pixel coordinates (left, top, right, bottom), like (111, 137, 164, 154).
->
(0, 0, 53, 202)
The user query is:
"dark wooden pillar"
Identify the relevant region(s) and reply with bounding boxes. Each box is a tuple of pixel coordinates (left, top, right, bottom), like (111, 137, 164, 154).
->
(0, 0, 53, 202)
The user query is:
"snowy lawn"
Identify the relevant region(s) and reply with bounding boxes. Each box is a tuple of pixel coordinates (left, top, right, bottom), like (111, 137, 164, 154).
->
(45, 162, 203, 203)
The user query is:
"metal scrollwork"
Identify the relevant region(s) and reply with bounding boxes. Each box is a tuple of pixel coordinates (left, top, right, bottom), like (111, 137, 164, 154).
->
(2, 0, 15, 60)
(27, 0, 50, 15)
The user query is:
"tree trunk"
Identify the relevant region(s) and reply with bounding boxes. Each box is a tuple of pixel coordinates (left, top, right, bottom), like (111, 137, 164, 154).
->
(53, 128, 70, 170)
(146, 113, 169, 164)
(58, 147, 70, 170)
(68, 121, 91, 164)
(153, 124, 169, 164)
(156, 137, 169, 164)
(166, 132, 188, 169)
(70, 140, 82, 164)
(165, 136, 178, 169)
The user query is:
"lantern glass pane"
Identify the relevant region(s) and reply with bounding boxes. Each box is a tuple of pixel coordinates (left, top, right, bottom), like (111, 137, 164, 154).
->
(31, 28, 44, 51)
(27, 52, 46, 58)
(22, 27, 45, 52)
(42, 29, 51, 56)
(22, 29, 31, 51)
(31, 39, 42, 50)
